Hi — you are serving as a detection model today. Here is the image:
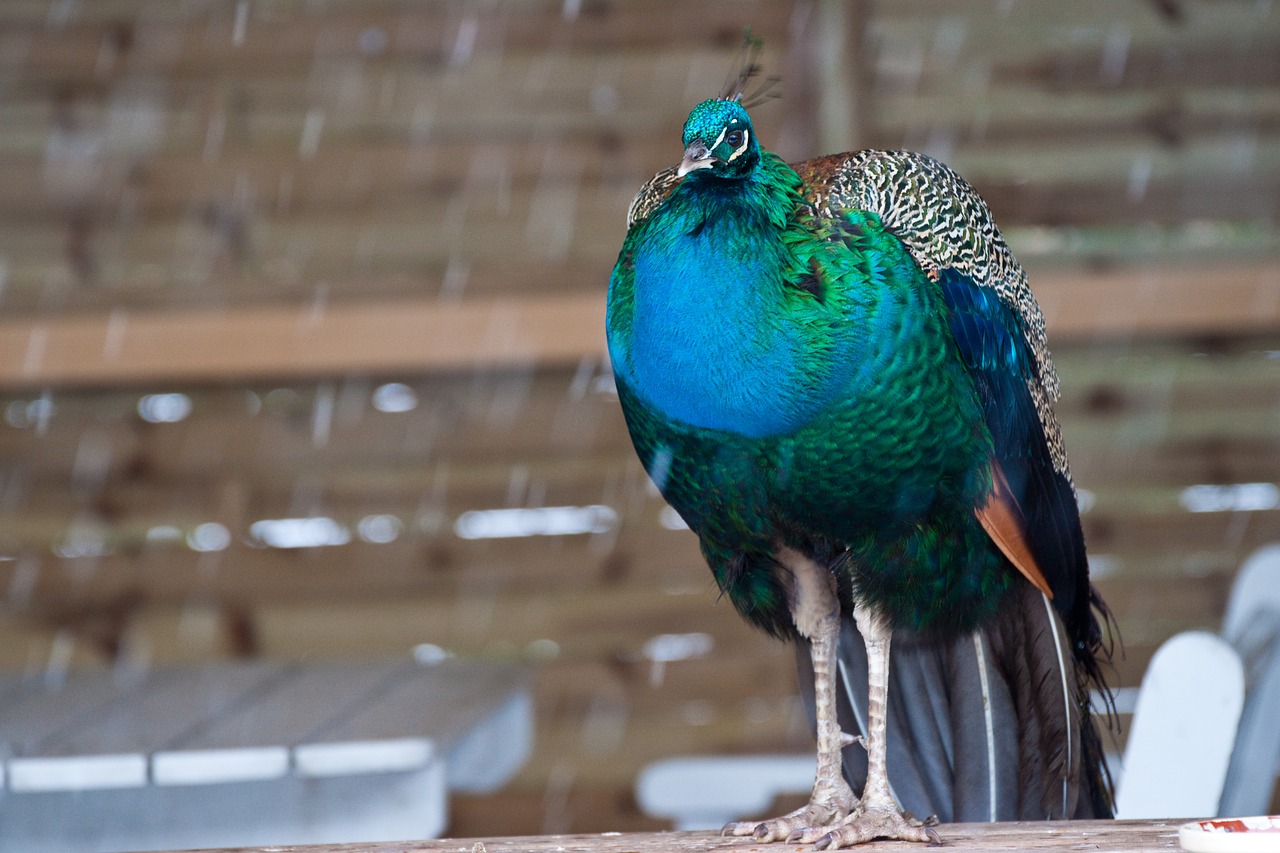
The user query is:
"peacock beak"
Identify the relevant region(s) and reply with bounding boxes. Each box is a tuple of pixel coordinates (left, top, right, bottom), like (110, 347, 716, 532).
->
(678, 141, 716, 177)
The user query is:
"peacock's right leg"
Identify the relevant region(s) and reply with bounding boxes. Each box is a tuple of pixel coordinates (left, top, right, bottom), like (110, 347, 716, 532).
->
(723, 547, 859, 843)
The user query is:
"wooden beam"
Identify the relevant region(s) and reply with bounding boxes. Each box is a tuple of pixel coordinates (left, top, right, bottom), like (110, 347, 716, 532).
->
(1034, 261, 1280, 340)
(0, 261, 1276, 390)
(0, 2, 794, 79)
(0, 293, 607, 389)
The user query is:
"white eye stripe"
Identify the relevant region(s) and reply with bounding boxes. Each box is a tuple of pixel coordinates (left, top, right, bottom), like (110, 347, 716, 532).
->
(726, 128, 750, 162)
(709, 127, 728, 150)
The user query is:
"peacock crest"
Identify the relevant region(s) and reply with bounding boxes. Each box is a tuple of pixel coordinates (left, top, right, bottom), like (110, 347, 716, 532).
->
(719, 29, 781, 107)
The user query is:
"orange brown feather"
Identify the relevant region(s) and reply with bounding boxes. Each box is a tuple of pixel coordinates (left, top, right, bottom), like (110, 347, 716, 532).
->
(975, 461, 1054, 599)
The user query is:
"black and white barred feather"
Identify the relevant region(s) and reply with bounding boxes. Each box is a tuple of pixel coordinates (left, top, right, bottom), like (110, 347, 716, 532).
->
(798, 150, 1069, 480)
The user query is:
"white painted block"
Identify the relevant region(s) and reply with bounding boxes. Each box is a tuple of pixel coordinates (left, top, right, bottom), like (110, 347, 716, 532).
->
(294, 738, 434, 777)
(637, 754, 816, 830)
(8, 754, 146, 792)
(152, 747, 290, 786)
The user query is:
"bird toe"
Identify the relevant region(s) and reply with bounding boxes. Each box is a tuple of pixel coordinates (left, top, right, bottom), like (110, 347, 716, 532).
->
(720, 820, 758, 838)
(814, 804, 937, 849)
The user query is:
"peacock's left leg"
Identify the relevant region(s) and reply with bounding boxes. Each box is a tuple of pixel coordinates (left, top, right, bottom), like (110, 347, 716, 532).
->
(723, 547, 859, 842)
(813, 605, 938, 850)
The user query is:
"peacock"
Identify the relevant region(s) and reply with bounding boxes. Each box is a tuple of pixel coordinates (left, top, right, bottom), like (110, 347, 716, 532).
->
(605, 76, 1115, 848)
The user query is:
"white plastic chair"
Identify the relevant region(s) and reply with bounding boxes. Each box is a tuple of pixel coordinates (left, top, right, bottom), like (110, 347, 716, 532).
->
(1114, 631, 1245, 819)
(1218, 544, 1280, 816)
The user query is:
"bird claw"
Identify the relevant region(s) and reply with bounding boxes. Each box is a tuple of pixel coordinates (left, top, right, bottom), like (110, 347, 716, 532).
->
(721, 783, 865, 844)
(786, 825, 835, 845)
(721, 793, 858, 843)
(732, 801, 937, 850)
(810, 803, 939, 849)
(721, 815, 823, 843)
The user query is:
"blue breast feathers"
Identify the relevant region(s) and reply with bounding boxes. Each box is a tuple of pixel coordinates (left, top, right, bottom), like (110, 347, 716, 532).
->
(610, 217, 835, 440)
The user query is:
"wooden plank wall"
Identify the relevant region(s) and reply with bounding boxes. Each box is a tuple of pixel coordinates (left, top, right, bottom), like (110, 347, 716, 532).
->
(0, 0, 1277, 837)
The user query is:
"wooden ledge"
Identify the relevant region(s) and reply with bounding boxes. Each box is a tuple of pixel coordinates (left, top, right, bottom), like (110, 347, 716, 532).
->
(0, 293, 608, 390)
(145, 820, 1181, 853)
(0, 261, 1276, 390)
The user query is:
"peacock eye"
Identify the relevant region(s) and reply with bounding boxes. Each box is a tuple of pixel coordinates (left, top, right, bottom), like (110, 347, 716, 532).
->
(726, 130, 744, 147)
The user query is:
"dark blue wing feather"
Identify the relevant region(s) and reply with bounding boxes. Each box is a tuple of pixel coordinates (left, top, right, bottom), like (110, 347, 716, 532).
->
(940, 268, 1114, 818)
(937, 269, 1091, 638)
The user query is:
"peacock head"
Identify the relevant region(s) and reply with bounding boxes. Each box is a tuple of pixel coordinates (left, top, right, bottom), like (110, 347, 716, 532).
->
(678, 99, 760, 180)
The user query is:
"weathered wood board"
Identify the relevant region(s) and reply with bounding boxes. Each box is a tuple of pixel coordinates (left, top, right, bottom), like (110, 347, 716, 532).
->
(143, 819, 1185, 853)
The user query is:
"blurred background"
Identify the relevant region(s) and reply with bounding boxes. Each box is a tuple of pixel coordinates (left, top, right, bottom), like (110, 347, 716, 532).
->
(0, 0, 1278, 847)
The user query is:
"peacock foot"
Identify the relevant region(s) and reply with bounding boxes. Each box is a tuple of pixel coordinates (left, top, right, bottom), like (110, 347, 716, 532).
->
(811, 803, 940, 850)
(721, 786, 859, 844)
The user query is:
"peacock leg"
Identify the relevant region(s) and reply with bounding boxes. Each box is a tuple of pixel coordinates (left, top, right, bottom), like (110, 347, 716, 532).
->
(813, 605, 939, 850)
(723, 548, 858, 842)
